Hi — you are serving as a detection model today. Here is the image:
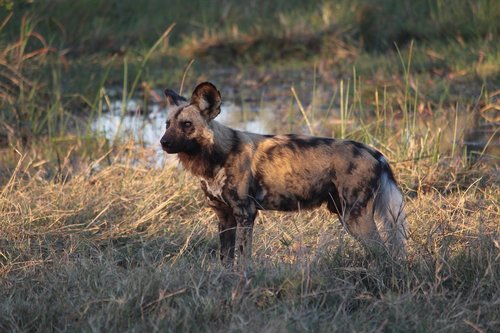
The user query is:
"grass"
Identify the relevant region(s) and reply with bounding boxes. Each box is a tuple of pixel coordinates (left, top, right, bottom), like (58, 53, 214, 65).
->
(0, 148, 498, 332)
(0, 0, 499, 331)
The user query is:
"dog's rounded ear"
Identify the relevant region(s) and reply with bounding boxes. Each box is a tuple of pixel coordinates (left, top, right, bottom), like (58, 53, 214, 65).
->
(164, 89, 188, 106)
(190, 82, 221, 120)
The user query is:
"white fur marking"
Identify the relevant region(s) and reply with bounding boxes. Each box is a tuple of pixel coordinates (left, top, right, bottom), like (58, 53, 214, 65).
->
(198, 99, 209, 111)
(202, 168, 227, 201)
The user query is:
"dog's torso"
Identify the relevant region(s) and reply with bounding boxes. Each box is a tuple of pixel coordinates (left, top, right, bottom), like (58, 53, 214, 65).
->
(195, 124, 386, 215)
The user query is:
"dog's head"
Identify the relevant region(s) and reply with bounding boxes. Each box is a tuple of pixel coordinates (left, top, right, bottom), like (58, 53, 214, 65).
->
(160, 82, 221, 154)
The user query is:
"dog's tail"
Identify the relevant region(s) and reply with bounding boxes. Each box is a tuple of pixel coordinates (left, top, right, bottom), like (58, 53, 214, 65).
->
(373, 156, 408, 258)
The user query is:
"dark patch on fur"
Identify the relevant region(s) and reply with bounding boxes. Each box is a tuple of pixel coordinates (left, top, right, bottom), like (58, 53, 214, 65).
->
(268, 177, 338, 211)
(178, 142, 231, 178)
(347, 140, 392, 174)
(347, 140, 370, 152)
(183, 138, 202, 154)
(284, 135, 335, 151)
(379, 158, 397, 184)
(165, 89, 187, 106)
(346, 161, 357, 175)
(172, 106, 186, 120)
(371, 150, 384, 161)
(350, 186, 361, 201)
(303, 182, 335, 208)
(209, 149, 230, 172)
(262, 135, 335, 162)
(369, 164, 382, 188)
(225, 187, 240, 203)
(347, 140, 384, 160)
(346, 140, 398, 185)
(326, 185, 342, 215)
(276, 194, 297, 211)
(229, 129, 242, 154)
(204, 92, 216, 108)
(351, 145, 363, 158)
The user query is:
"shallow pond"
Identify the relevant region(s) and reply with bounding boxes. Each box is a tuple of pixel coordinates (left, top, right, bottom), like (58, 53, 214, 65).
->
(90, 97, 277, 166)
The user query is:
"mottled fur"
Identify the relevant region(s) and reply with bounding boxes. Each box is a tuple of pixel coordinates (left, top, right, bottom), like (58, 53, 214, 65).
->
(161, 82, 407, 266)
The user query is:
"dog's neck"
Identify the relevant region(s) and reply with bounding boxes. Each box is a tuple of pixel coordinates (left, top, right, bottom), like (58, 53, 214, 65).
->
(178, 120, 235, 179)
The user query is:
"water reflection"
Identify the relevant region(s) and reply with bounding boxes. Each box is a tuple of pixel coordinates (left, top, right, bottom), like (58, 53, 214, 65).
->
(90, 101, 271, 166)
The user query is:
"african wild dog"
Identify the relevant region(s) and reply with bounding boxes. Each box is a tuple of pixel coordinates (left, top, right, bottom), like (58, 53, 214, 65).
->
(160, 82, 407, 266)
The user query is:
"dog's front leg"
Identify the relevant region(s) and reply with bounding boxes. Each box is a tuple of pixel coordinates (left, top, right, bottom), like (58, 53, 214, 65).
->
(233, 201, 257, 270)
(210, 203, 237, 266)
(201, 181, 237, 266)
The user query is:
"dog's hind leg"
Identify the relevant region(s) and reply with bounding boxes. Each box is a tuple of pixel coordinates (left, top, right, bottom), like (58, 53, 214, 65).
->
(346, 212, 386, 257)
(329, 198, 386, 257)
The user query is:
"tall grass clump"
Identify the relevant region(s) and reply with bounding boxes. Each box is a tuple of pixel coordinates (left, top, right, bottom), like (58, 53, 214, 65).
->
(0, 13, 174, 163)
(0, 14, 59, 144)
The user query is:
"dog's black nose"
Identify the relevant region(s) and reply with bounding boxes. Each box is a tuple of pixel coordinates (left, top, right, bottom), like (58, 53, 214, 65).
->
(160, 137, 170, 147)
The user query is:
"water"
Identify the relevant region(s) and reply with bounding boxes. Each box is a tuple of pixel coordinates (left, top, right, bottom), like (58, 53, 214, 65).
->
(90, 99, 272, 166)
(90, 90, 499, 167)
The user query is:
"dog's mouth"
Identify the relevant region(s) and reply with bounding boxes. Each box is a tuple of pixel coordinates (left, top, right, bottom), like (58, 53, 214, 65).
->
(160, 137, 201, 155)
(160, 136, 177, 153)
(161, 143, 178, 154)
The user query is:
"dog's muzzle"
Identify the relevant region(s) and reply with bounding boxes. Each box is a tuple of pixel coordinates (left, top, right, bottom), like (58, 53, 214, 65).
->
(160, 136, 175, 153)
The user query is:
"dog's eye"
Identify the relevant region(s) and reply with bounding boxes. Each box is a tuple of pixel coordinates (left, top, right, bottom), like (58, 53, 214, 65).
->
(182, 121, 192, 128)
(166, 120, 171, 129)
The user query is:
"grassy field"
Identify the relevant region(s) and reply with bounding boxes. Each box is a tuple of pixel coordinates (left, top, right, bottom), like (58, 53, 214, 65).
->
(0, 150, 498, 332)
(1, 0, 499, 332)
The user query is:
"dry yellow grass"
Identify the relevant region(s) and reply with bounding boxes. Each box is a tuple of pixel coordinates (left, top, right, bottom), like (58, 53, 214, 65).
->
(0, 146, 498, 332)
